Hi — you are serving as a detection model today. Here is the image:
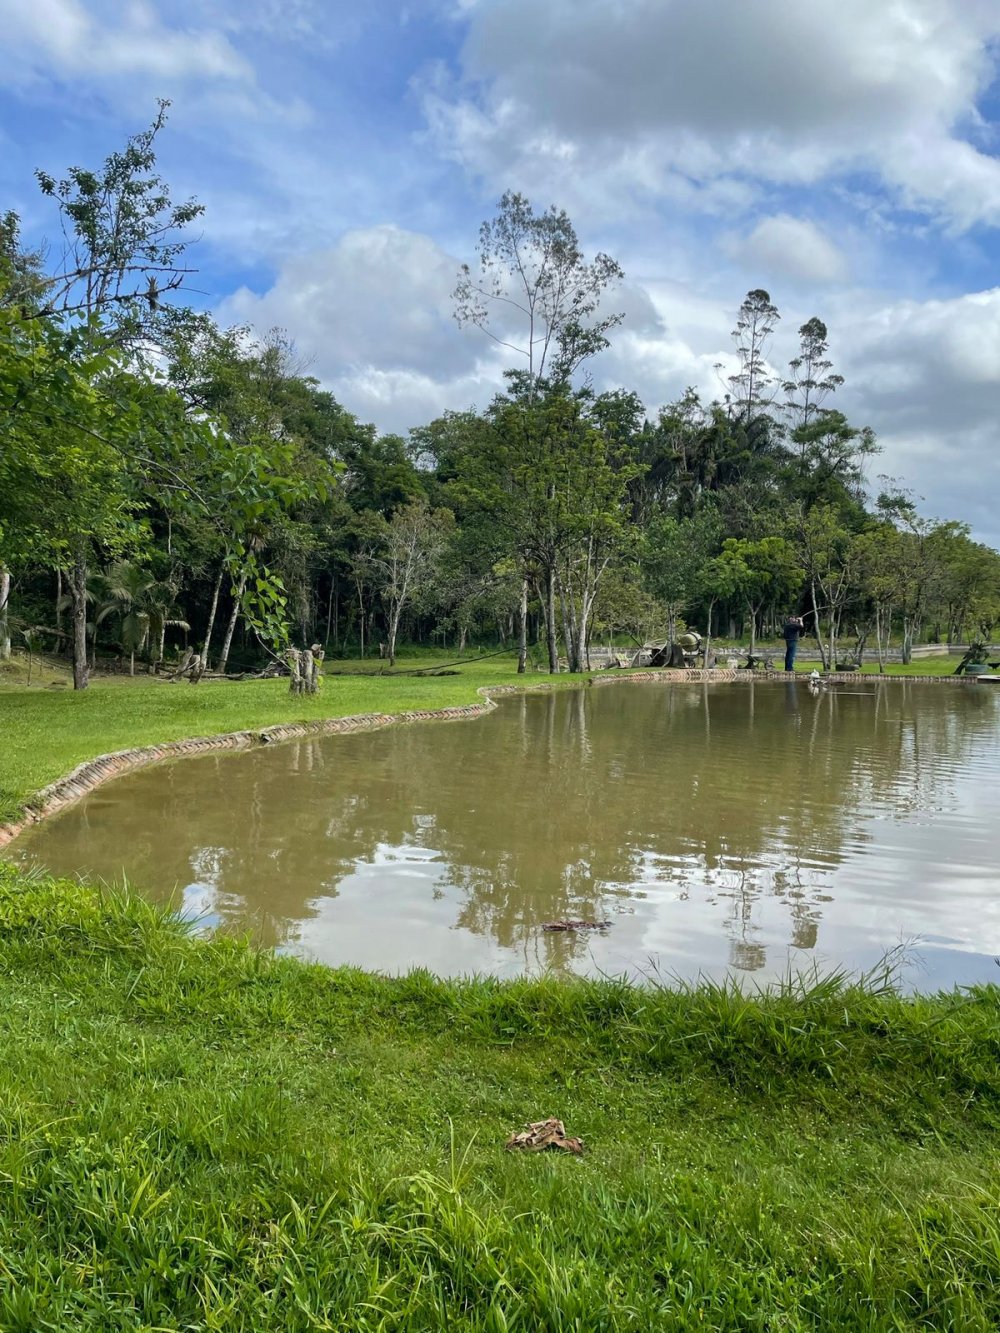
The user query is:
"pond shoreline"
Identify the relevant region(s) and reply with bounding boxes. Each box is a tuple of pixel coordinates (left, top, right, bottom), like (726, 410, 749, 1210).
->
(0, 666, 979, 850)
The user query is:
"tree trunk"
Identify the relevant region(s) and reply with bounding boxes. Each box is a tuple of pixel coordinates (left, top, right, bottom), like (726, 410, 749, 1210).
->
(901, 618, 913, 665)
(546, 564, 559, 673)
(202, 565, 224, 667)
(387, 605, 400, 667)
(217, 569, 247, 675)
(558, 572, 579, 672)
(458, 625, 467, 653)
(287, 644, 324, 695)
(71, 545, 89, 690)
(325, 576, 334, 648)
(517, 577, 528, 674)
(0, 565, 10, 660)
(811, 579, 828, 671)
(703, 598, 716, 668)
(332, 574, 339, 648)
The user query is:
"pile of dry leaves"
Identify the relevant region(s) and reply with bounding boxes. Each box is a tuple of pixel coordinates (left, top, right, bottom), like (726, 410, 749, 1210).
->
(504, 1117, 585, 1155)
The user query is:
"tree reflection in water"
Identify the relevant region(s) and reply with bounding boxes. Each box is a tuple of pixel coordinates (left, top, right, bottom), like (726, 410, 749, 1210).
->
(11, 682, 1000, 984)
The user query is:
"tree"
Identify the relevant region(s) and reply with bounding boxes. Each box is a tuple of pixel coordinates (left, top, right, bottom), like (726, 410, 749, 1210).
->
(358, 500, 454, 666)
(725, 289, 780, 425)
(32, 100, 203, 334)
(477, 387, 638, 673)
(94, 561, 188, 674)
(783, 318, 843, 429)
(717, 536, 804, 656)
(0, 307, 143, 684)
(787, 411, 879, 512)
(163, 322, 339, 671)
(454, 191, 623, 390)
(5, 105, 204, 688)
(794, 506, 861, 670)
(642, 511, 721, 644)
(853, 523, 909, 671)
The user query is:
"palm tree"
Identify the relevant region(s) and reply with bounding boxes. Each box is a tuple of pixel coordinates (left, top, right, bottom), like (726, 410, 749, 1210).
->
(96, 563, 189, 674)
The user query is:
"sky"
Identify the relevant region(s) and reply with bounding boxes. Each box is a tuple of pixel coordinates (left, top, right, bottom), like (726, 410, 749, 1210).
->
(2, 0, 1000, 543)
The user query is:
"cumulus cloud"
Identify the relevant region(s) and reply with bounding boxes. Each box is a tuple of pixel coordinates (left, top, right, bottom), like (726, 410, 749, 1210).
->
(217, 225, 504, 430)
(731, 216, 850, 284)
(220, 226, 477, 379)
(424, 0, 1000, 228)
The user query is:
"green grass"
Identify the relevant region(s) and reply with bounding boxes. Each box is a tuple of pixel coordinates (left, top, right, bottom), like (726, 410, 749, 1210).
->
(789, 654, 971, 676)
(0, 863, 997, 1330)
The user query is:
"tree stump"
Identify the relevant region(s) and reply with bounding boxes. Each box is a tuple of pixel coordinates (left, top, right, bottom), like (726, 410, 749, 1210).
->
(170, 650, 205, 684)
(287, 644, 325, 695)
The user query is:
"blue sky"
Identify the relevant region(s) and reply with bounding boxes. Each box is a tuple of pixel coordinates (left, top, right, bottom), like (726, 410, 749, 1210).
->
(2, 0, 1000, 542)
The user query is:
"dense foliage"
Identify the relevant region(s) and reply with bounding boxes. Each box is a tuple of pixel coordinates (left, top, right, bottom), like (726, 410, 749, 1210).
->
(3, 113, 999, 687)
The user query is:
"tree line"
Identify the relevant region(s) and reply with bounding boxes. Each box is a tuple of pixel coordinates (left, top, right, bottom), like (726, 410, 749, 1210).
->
(2, 108, 999, 688)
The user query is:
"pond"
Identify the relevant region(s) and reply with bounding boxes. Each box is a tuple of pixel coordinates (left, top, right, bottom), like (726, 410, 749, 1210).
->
(10, 681, 1000, 989)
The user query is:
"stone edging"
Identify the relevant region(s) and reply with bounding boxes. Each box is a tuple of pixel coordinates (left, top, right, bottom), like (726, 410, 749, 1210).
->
(0, 670, 980, 849)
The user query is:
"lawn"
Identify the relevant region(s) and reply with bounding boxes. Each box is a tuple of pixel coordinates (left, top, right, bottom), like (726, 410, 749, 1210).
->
(0, 864, 997, 1330)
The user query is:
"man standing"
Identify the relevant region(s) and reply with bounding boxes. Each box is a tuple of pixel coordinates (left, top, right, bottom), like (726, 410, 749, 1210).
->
(782, 614, 804, 672)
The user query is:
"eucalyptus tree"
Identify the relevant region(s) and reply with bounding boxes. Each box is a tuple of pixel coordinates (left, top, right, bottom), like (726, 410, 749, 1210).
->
(454, 194, 626, 668)
(453, 191, 623, 391)
(783, 317, 844, 430)
(355, 500, 454, 666)
(724, 289, 781, 424)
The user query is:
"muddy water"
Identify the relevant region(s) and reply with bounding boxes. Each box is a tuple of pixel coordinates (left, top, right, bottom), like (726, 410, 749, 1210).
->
(10, 682, 1000, 988)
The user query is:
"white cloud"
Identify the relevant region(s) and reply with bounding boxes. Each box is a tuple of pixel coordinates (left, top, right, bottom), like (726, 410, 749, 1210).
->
(424, 0, 1000, 229)
(217, 225, 504, 430)
(0, 0, 254, 87)
(731, 216, 850, 284)
(220, 226, 475, 377)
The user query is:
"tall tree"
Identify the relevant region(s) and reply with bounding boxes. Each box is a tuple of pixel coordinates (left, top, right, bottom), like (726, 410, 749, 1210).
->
(725, 289, 781, 425)
(33, 100, 202, 334)
(14, 104, 204, 687)
(783, 317, 843, 429)
(453, 191, 623, 390)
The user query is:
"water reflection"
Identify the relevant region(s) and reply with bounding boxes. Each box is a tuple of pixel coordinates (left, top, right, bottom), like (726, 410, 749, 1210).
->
(9, 682, 1000, 988)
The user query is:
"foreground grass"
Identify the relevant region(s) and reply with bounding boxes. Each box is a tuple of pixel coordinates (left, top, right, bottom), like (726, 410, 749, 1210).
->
(0, 864, 998, 1330)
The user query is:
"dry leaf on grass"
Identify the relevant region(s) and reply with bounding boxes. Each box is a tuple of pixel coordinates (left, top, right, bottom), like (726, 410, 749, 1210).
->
(504, 1117, 585, 1155)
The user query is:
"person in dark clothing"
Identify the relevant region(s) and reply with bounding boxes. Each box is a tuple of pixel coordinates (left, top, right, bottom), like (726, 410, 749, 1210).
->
(782, 615, 804, 672)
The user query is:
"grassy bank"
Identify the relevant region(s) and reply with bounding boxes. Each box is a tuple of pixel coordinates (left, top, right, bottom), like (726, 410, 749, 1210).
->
(0, 864, 997, 1329)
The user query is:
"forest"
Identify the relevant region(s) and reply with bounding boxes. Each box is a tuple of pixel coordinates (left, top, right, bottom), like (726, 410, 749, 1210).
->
(3, 106, 1000, 690)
